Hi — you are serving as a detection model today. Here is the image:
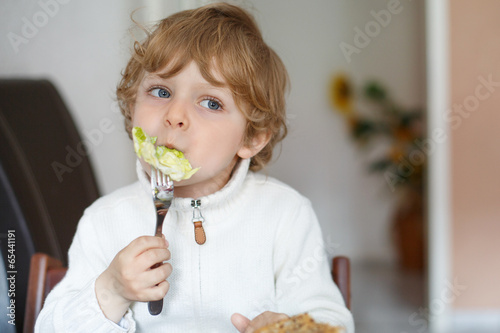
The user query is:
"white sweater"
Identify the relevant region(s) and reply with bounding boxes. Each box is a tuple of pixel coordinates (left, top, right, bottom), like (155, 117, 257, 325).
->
(36, 159, 354, 333)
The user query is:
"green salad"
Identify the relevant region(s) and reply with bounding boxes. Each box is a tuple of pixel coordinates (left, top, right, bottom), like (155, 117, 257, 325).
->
(132, 127, 199, 181)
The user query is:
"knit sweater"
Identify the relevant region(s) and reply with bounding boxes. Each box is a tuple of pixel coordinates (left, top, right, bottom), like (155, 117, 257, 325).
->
(35, 159, 354, 333)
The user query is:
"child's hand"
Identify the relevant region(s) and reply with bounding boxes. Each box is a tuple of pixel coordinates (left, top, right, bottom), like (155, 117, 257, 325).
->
(95, 235, 172, 323)
(231, 312, 289, 333)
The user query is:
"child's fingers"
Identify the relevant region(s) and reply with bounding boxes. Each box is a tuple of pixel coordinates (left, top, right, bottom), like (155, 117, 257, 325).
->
(128, 235, 169, 255)
(242, 312, 289, 332)
(136, 261, 172, 289)
(231, 313, 251, 333)
(162, 234, 169, 247)
(148, 279, 170, 302)
(106, 236, 171, 301)
(112, 236, 169, 275)
(147, 262, 172, 286)
(134, 270, 171, 302)
(120, 262, 172, 301)
(134, 248, 171, 271)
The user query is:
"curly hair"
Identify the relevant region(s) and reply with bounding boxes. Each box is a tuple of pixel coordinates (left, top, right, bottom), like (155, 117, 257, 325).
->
(116, 2, 288, 171)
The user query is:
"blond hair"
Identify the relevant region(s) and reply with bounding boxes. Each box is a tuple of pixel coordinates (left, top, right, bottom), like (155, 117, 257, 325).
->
(117, 2, 288, 171)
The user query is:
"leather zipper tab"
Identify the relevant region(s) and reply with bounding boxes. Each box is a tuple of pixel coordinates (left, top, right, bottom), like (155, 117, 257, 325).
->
(191, 199, 206, 245)
(193, 221, 206, 245)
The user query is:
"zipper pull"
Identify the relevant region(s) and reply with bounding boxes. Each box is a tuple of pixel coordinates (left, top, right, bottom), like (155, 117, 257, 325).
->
(191, 199, 206, 245)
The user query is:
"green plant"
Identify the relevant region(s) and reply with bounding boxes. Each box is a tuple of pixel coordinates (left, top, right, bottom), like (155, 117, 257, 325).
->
(329, 74, 425, 190)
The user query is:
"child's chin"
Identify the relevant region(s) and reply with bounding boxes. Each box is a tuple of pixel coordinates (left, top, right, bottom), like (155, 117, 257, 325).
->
(173, 177, 195, 187)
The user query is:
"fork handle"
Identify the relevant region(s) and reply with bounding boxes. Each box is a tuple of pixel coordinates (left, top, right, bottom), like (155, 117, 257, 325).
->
(149, 213, 166, 315)
(148, 299, 163, 315)
(154, 209, 167, 237)
(148, 261, 164, 315)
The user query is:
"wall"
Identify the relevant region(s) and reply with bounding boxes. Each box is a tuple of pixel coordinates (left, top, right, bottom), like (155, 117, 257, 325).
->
(249, 0, 425, 262)
(0, 0, 140, 195)
(450, 0, 500, 309)
(0, 0, 425, 263)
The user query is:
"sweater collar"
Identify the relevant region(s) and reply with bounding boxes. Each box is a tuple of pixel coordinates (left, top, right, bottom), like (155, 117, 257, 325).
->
(136, 158, 250, 212)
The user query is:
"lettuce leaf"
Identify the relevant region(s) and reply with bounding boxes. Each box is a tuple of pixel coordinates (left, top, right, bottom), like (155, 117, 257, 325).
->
(132, 127, 199, 181)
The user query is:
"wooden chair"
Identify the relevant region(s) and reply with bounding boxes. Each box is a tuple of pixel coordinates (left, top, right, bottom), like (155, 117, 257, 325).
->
(23, 253, 67, 333)
(23, 253, 350, 332)
(331, 256, 351, 309)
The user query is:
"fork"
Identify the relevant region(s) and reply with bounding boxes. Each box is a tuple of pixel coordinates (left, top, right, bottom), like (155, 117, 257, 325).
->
(148, 167, 174, 315)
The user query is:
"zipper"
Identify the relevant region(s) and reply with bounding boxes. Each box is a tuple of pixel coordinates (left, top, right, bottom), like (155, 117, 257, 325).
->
(191, 199, 206, 245)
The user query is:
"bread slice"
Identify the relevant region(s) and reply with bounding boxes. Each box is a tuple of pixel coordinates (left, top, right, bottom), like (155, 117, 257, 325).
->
(255, 313, 343, 333)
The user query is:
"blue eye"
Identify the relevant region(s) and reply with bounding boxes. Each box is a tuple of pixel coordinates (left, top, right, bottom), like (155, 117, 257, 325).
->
(200, 99, 221, 110)
(150, 88, 170, 98)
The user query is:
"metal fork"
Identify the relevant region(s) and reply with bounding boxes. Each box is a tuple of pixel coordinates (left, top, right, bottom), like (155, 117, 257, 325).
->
(148, 167, 174, 315)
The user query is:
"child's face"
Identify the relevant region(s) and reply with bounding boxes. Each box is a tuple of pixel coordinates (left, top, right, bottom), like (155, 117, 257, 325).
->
(132, 61, 262, 198)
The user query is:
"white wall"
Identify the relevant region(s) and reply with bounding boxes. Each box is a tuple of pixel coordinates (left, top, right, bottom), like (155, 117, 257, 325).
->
(247, 0, 425, 262)
(0, 0, 425, 263)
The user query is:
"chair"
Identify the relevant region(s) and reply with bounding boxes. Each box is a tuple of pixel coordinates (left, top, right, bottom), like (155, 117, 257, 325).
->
(23, 253, 351, 332)
(331, 256, 351, 309)
(0, 79, 100, 330)
(0, 79, 100, 263)
(23, 253, 67, 333)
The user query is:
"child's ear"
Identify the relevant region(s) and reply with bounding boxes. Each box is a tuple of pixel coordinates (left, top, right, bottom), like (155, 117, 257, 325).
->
(237, 131, 271, 159)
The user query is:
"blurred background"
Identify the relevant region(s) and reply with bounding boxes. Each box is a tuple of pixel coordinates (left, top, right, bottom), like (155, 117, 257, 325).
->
(1, 0, 499, 332)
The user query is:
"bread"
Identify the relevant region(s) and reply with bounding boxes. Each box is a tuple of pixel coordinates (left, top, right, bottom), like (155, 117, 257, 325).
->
(254, 313, 343, 333)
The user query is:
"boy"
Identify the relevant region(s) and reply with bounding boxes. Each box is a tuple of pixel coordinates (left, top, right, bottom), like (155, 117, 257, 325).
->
(36, 3, 354, 332)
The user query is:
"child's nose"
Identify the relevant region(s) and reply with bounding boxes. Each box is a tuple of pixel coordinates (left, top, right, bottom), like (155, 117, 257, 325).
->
(164, 99, 189, 129)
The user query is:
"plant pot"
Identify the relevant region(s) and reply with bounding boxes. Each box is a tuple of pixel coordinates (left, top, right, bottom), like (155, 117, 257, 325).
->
(392, 186, 425, 272)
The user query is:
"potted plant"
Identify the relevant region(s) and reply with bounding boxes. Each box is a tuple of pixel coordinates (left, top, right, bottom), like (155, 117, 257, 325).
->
(330, 74, 425, 271)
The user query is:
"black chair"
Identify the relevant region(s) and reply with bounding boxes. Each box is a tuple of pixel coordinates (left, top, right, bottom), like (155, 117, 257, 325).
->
(0, 79, 100, 332)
